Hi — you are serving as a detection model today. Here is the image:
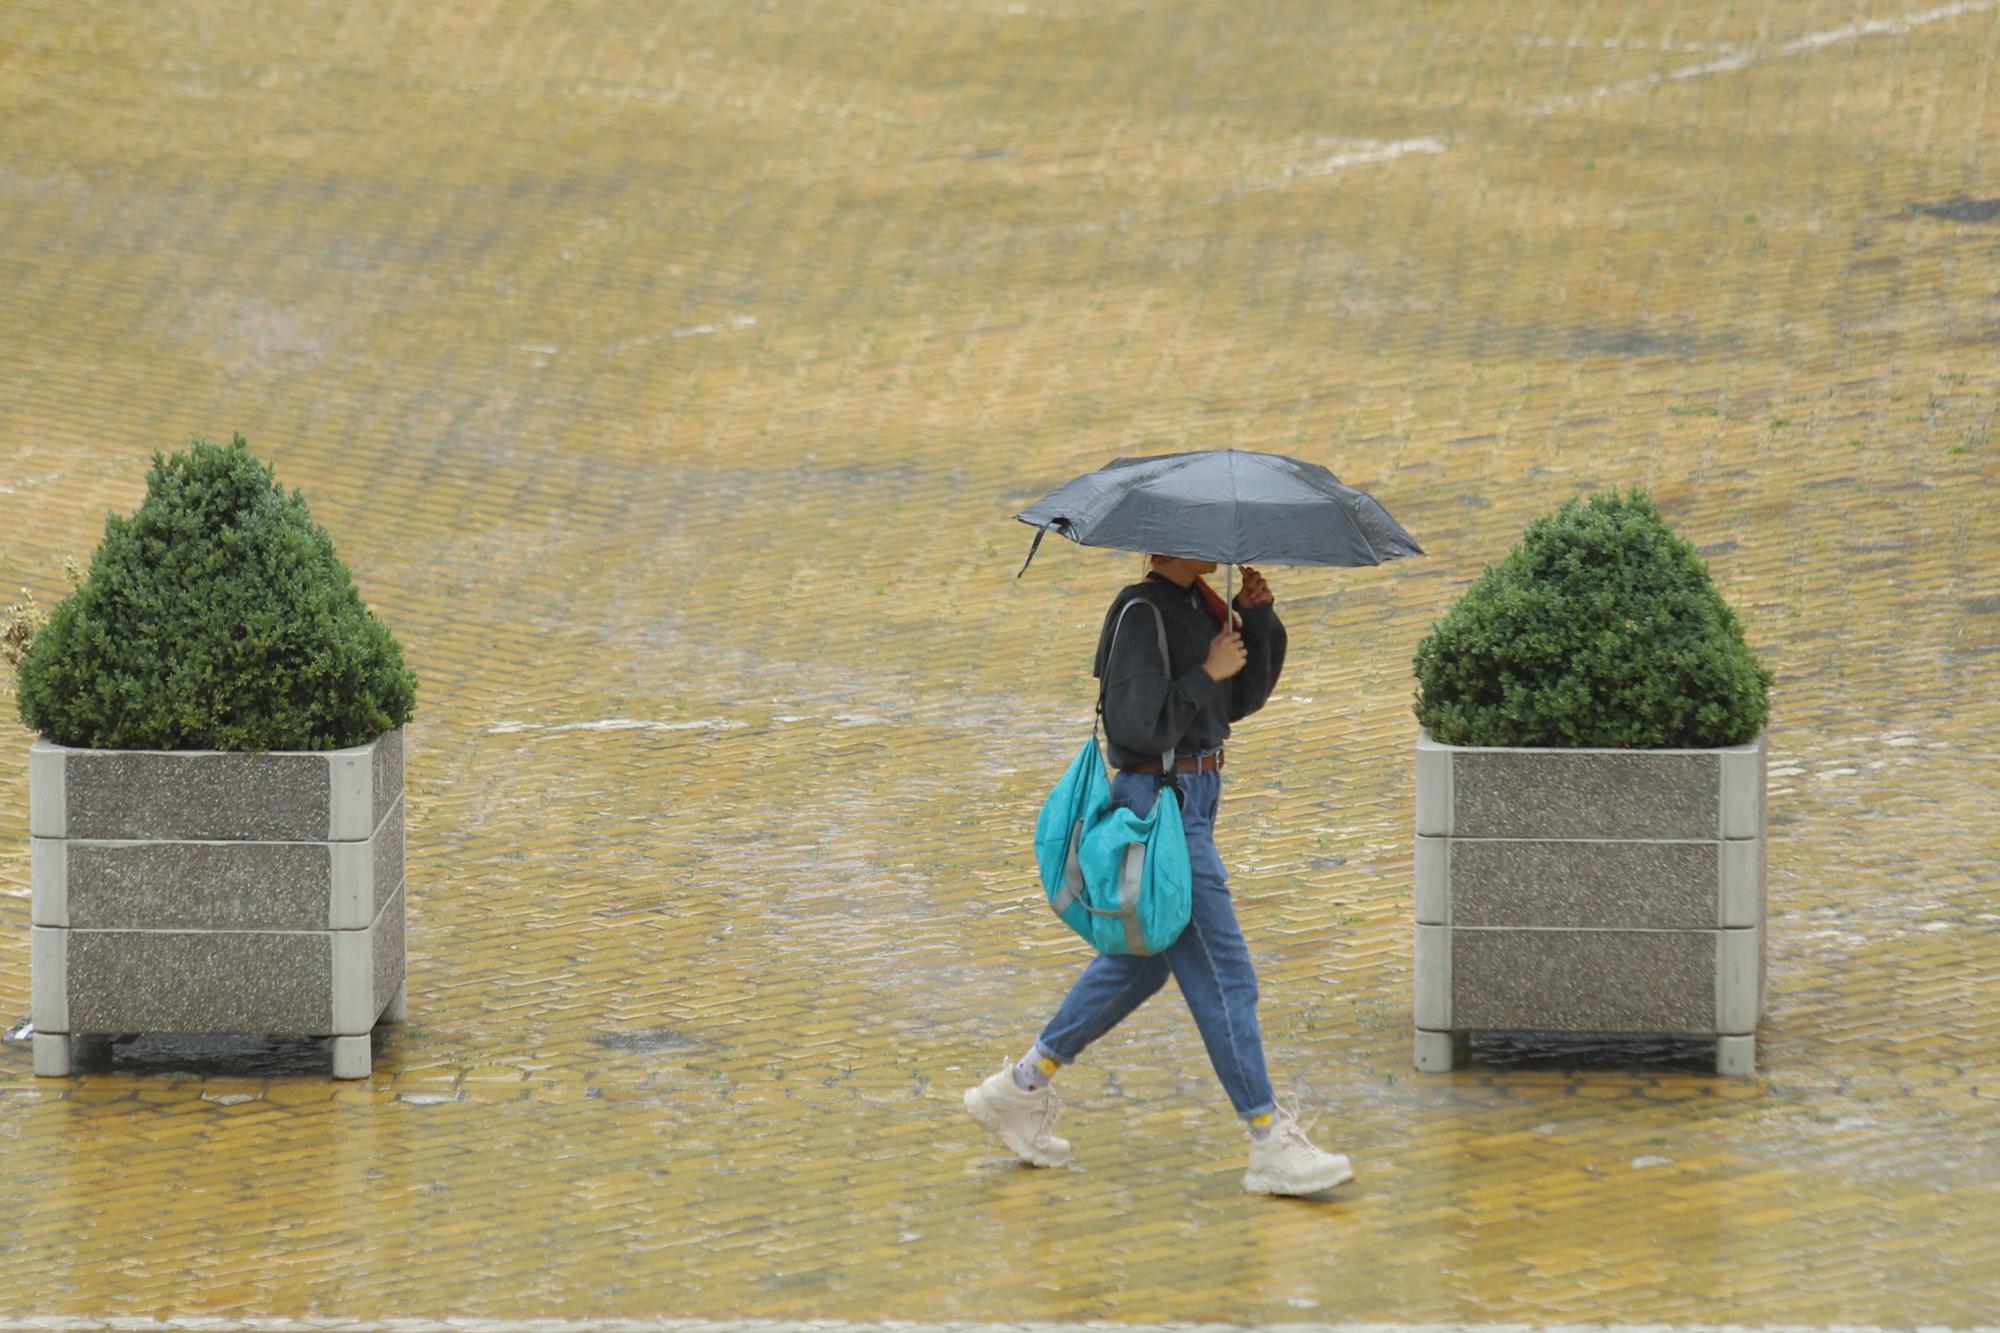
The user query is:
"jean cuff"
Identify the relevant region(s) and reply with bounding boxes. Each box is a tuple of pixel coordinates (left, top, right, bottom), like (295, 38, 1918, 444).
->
(1238, 1101, 1277, 1122)
(1033, 1041, 1070, 1067)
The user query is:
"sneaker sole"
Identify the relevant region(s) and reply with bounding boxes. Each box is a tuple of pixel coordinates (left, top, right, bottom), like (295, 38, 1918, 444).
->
(1242, 1161, 1356, 1196)
(963, 1086, 1070, 1168)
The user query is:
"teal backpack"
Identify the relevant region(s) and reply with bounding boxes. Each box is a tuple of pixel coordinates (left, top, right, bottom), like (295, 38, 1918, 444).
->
(1034, 597, 1194, 956)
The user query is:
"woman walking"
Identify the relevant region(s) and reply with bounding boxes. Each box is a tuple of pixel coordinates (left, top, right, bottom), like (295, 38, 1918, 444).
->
(965, 555, 1355, 1196)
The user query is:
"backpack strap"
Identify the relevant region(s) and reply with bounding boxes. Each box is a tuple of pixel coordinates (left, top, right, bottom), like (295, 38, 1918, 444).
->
(1095, 594, 1176, 776)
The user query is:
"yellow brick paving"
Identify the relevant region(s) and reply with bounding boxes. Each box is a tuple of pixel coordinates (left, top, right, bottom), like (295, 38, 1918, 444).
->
(0, 0, 1996, 1324)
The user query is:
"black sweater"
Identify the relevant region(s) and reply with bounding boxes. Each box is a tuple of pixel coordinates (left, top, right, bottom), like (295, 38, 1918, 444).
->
(1092, 572, 1288, 770)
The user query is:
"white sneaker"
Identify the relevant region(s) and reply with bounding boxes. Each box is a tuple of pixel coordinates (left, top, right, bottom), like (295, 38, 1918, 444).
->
(1243, 1108, 1354, 1196)
(964, 1067, 1071, 1167)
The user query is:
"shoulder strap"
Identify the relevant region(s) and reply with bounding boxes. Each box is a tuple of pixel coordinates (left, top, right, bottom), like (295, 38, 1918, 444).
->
(1094, 595, 1176, 773)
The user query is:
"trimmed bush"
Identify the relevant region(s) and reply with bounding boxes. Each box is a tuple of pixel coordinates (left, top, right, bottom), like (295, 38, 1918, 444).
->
(1413, 489, 1771, 748)
(15, 435, 416, 751)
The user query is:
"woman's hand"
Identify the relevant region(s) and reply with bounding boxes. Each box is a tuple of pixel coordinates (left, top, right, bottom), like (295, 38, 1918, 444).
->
(1235, 565, 1274, 610)
(1203, 629, 1248, 681)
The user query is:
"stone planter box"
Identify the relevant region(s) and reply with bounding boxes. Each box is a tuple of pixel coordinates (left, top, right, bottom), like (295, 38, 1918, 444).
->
(1412, 730, 1766, 1075)
(28, 729, 407, 1079)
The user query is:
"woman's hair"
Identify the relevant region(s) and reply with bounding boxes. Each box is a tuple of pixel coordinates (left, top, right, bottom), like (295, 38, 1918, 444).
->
(1138, 553, 1158, 579)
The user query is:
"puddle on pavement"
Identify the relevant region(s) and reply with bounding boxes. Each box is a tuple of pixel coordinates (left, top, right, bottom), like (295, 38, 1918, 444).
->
(1910, 195, 2000, 223)
(590, 1027, 704, 1055)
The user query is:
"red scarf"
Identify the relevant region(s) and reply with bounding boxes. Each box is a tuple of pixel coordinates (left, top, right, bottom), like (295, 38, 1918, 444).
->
(1192, 576, 1237, 631)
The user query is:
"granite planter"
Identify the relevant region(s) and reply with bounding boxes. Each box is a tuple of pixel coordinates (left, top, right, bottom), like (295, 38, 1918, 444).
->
(1412, 729, 1767, 1075)
(28, 729, 407, 1079)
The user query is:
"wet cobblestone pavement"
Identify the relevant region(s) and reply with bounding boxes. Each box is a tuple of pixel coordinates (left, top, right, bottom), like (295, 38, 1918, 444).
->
(1, 0, 1997, 1325)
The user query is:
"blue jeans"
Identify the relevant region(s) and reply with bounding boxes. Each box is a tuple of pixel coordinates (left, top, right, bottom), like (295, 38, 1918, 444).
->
(1036, 767, 1277, 1120)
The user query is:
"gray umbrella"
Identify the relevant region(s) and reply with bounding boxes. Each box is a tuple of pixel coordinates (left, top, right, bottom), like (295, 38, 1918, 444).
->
(1015, 449, 1422, 603)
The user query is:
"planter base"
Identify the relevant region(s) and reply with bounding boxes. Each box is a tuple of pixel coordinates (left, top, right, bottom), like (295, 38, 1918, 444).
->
(331, 1034, 373, 1079)
(33, 1033, 69, 1076)
(1413, 1029, 1470, 1072)
(1413, 1027, 1757, 1076)
(33, 1003, 405, 1079)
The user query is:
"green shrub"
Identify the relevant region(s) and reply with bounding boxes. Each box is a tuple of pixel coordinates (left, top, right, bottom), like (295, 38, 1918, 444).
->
(15, 435, 416, 750)
(1413, 489, 1771, 748)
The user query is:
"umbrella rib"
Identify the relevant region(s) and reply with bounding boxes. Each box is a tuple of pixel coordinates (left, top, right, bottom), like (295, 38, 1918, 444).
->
(1226, 449, 1240, 562)
(1354, 509, 1383, 565)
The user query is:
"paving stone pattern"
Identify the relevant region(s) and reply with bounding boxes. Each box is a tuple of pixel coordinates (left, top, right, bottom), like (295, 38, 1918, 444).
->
(1, 0, 1997, 1325)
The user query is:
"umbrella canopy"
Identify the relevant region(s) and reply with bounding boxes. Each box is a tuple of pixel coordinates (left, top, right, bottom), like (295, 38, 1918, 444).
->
(1014, 449, 1423, 576)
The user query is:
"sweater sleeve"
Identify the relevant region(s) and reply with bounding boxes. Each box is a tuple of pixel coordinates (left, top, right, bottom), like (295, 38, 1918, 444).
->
(1228, 602, 1287, 722)
(1100, 600, 1220, 759)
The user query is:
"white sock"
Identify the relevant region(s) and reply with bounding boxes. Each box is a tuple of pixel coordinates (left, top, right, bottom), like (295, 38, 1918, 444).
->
(1012, 1047, 1057, 1092)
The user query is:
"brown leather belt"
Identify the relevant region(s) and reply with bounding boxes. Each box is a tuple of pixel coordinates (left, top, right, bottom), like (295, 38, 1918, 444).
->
(1123, 750, 1225, 775)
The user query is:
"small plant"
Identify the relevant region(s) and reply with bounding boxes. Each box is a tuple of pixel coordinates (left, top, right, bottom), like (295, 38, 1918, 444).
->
(3, 560, 81, 698)
(14, 435, 416, 750)
(2, 589, 46, 692)
(1413, 489, 1772, 748)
